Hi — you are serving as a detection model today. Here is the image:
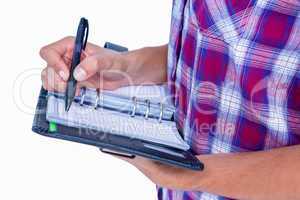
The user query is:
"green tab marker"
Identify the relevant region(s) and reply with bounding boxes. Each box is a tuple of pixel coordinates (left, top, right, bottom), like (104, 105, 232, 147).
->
(49, 122, 57, 133)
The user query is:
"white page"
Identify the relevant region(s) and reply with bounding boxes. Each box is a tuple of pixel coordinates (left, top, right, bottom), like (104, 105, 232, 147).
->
(104, 85, 168, 102)
(47, 96, 189, 150)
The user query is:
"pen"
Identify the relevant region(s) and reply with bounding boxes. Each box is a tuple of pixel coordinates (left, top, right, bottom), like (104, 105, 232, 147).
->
(65, 17, 89, 111)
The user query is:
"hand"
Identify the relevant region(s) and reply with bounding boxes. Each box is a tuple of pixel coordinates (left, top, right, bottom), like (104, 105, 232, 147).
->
(40, 37, 168, 93)
(40, 36, 136, 93)
(117, 156, 203, 191)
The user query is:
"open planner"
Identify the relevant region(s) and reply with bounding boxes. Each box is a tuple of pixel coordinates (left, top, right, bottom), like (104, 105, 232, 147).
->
(32, 85, 203, 170)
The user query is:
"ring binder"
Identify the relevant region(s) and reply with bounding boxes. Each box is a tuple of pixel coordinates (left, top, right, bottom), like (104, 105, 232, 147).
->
(145, 100, 150, 120)
(65, 87, 173, 123)
(80, 87, 86, 106)
(35, 87, 204, 171)
(131, 97, 137, 117)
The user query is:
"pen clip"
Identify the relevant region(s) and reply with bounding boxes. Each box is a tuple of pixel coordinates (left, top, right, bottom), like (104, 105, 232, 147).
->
(82, 19, 89, 50)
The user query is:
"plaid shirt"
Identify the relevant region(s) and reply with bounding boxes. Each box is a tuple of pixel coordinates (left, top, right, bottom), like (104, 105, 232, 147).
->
(158, 0, 300, 199)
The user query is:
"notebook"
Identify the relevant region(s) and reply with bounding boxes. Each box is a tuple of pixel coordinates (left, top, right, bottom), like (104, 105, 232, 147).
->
(46, 85, 190, 151)
(32, 86, 203, 170)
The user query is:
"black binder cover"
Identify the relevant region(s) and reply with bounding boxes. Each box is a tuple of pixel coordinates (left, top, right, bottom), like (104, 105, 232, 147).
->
(32, 88, 204, 171)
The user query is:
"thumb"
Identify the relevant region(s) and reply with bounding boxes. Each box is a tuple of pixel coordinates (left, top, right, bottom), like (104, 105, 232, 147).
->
(73, 55, 112, 81)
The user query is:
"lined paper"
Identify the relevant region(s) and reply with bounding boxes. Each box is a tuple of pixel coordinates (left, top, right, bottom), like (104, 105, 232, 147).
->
(46, 85, 189, 150)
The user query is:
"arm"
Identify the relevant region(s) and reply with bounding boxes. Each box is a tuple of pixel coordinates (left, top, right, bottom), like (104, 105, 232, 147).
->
(121, 145, 300, 200)
(123, 44, 168, 85)
(197, 145, 300, 200)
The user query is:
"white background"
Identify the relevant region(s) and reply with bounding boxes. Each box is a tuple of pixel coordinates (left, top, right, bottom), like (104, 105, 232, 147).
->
(1, 0, 172, 199)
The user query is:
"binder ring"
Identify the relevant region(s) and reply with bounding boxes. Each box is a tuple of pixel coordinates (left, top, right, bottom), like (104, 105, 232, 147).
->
(131, 97, 137, 117)
(80, 87, 86, 106)
(145, 99, 150, 120)
(94, 89, 100, 109)
(158, 102, 164, 123)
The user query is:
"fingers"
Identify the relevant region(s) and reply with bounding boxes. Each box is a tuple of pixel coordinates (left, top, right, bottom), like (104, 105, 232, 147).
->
(39, 37, 75, 81)
(40, 47, 70, 81)
(41, 67, 67, 92)
(41, 68, 53, 91)
(41, 66, 124, 93)
(40, 37, 128, 93)
(73, 55, 113, 81)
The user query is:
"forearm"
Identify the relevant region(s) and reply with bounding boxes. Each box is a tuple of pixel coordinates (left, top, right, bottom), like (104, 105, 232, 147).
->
(123, 44, 168, 85)
(196, 145, 300, 200)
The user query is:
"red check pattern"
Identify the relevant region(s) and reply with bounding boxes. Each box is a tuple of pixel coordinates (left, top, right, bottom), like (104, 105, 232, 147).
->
(158, 0, 300, 199)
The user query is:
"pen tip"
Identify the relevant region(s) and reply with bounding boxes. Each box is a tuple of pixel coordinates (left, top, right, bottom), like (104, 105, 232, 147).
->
(65, 98, 73, 112)
(65, 105, 71, 112)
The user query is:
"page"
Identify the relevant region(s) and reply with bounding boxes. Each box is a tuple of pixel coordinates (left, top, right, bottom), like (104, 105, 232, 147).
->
(46, 95, 189, 151)
(103, 85, 169, 103)
(52, 85, 176, 120)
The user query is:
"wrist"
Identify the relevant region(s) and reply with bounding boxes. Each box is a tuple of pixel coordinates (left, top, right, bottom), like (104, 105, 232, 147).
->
(121, 47, 147, 73)
(121, 45, 168, 85)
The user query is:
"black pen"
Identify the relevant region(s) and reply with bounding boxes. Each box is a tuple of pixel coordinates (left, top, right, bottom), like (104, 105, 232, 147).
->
(65, 17, 89, 111)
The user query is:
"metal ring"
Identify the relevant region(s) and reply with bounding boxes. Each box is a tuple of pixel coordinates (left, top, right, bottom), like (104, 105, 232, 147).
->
(131, 97, 137, 117)
(144, 99, 150, 120)
(94, 89, 100, 109)
(158, 102, 164, 123)
(80, 87, 86, 106)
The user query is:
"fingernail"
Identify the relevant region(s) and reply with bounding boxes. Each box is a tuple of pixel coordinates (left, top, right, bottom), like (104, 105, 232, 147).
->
(74, 67, 87, 81)
(59, 70, 68, 81)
